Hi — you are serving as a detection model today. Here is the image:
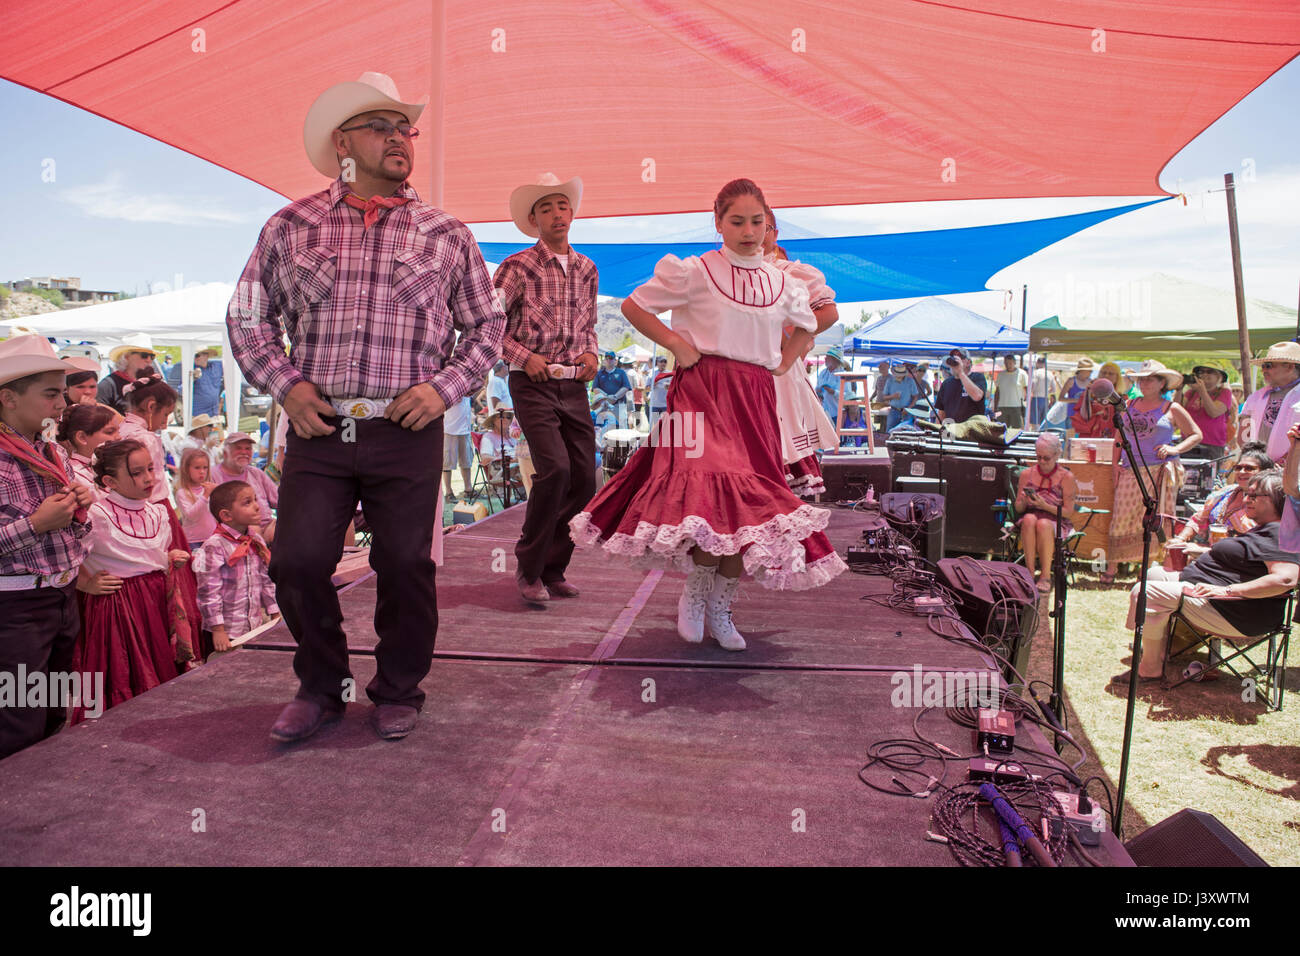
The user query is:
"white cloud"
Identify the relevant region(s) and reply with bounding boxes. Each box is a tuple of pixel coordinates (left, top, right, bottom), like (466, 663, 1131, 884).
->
(57, 171, 256, 226)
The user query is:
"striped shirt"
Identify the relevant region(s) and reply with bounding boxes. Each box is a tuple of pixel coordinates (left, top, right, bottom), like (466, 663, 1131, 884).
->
(0, 434, 93, 577)
(226, 175, 505, 407)
(493, 241, 599, 368)
(192, 524, 278, 639)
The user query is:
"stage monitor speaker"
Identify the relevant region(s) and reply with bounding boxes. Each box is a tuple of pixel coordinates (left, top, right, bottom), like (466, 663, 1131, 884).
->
(895, 455, 1019, 555)
(881, 491, 945, 565)
(820, 453, 892, 503)
(1124, 809, 1268, 867)
(894, 478, 946, 561)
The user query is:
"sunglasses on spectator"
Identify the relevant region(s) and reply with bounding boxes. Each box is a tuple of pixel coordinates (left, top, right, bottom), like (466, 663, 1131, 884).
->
(1261, 362, 1296, 370)
(1233, 464, 1260, 472)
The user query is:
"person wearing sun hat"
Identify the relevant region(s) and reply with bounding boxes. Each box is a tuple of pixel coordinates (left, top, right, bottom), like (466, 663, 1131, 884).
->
(1102, 359, 1202, 584)
(0, 334, 96, 758)
(1181, 363, 1235, 465)
(1058, 355, 1095, 421)
(225, 70, 505, 745)
(96, 332, 158, 414)
(493, 173, 600, 606)
(815, 346, 845, 422)
(1240, 342, 1300, 463)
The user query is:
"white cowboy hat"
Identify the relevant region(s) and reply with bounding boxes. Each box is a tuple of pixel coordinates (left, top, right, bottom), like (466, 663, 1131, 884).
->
(1131, 359, 1182, 391)
(1251, 341, 1300, 366)
(509, 173, 583, 238)
(0, 334, 79, 388)
(187, 414, 219, 432)
(108, 332, 158, 364)
(303, 71, 427, 179)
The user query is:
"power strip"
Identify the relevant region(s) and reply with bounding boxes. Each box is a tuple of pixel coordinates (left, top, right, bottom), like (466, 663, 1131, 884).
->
(911, 596, 945, 615)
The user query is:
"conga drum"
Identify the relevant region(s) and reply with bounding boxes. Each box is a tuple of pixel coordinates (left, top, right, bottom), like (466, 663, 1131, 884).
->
(602, 428, 643, 481)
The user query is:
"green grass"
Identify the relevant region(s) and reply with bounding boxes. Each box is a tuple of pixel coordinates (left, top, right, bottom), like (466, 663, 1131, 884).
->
(1025, 571, 1300, 864)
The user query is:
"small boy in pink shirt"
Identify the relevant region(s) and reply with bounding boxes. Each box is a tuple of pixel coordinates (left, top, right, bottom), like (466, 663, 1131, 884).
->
(192, 480, 278, 653)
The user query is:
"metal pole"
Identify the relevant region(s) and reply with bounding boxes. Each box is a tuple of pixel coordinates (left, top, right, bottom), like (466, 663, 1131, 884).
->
(1020, 283, 1028, 332)
(1225, 173, 1253, 396)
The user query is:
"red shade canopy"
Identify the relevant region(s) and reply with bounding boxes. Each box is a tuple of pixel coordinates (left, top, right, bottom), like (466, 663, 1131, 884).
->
(2, 1, 1296, 220)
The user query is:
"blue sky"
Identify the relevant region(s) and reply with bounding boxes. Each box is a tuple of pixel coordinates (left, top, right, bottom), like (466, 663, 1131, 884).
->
(2, 57, 1296, 326)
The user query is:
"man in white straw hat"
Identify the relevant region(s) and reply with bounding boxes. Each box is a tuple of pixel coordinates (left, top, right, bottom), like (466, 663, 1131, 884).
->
(493, 173, 599, 606)
(1240, 342, 1300, 463)
(227, 70, 505, 744)
(96, 332, 158, 414)
(0, 335, 96, 758)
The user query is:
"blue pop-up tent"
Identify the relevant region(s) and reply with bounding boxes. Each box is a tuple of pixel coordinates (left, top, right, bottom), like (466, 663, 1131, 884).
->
(849, 297, 1028, 360)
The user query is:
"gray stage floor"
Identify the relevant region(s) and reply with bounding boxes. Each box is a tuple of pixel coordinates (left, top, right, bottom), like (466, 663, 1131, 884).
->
(1, 504, 1100, 866)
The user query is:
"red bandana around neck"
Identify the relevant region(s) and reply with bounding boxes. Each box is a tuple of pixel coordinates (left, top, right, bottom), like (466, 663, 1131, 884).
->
(343, 190, 413, 229)
(0, 422, 87, 522)
(217, 525, 271, 567)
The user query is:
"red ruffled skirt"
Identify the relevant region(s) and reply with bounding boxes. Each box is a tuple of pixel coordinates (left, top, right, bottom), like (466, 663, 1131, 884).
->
(785, 454, 825, 498)
(164, 503, 208, 665)
(570, 355, 847, 590)
(73, 570, 178, 724)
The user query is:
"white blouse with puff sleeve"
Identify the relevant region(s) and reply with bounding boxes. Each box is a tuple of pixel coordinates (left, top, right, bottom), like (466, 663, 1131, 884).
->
(630, 247, 816, 371)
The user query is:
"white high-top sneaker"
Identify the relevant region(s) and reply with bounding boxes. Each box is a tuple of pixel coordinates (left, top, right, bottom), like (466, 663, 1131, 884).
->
(676, 563, 716, 643)
(705, 574, 746, 651)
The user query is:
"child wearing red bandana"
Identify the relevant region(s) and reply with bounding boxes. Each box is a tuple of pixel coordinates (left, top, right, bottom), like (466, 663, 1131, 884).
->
(192, 480, 279, 653)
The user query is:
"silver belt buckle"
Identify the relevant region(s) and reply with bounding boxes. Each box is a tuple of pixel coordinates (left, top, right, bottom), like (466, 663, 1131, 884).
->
(333, 397, 385, 420)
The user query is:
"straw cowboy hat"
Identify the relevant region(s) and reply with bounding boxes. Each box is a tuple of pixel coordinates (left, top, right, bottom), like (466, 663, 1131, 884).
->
(0, 334, 79, 387)
(1251, 342, 1300, 366)
(187, 414, 219, 432)
(481, 407, 514, 430)
(303, 71, 427, 179)
(108, 332, 157, 364)
(509, 173, 583, 238)
(1073, 356, 1095, 375)
(1131, 359, 1182, 390)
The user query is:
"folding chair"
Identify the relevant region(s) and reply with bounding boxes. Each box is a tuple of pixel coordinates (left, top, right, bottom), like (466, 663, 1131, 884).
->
(466, 431, 503, 510)
(1165, 588, 1293, 711)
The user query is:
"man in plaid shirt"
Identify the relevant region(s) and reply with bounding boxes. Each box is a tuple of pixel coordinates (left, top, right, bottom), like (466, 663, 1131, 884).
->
(0, 336, 95, 758)
(494, 174, 600, 606)
(226, 72, 504, 743)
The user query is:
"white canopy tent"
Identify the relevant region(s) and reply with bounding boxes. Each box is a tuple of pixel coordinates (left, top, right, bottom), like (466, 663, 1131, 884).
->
(1, 283, 246, 431)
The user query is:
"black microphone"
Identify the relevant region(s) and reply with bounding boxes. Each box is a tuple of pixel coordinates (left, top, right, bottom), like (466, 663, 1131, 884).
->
(1088, 377, 1126, 408)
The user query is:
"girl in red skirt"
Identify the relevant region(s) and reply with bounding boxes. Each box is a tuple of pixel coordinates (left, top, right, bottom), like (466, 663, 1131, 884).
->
(73, 439, 189, 722)
(570, 179, 847, 651)
(118, 374, 204, 666)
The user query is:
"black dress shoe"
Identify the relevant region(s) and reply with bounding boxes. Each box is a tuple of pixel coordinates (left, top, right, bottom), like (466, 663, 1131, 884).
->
(371, 703, 419, 740)
(269, 699, 343, 743)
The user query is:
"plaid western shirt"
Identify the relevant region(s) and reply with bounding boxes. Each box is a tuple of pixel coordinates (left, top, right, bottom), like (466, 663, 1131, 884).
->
(226, 176, 505, 407)
(192, 524, 279, 639)
(493, 241, 599, 367)
(0, 434, 92, 577)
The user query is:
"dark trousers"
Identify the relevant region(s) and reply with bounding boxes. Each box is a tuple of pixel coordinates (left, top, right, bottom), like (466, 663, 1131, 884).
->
(271, 416, 442, 711)
(508, 373, 597, 584)
(0, 584, 78, 760)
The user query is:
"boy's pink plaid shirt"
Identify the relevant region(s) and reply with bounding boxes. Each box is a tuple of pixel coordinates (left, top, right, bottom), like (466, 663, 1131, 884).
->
(493, 241, 599, 368)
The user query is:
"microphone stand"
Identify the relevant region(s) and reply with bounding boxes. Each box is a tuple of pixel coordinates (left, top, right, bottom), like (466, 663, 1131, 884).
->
(1111, 397, 1163, 838)
(1048, 496, 1069, 746)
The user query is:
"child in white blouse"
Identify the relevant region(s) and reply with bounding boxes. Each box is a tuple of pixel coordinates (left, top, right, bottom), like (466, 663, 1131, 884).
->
(56, 403, 120, 496)
(571, 179, 847, 651)
(74, 439, 191, 721)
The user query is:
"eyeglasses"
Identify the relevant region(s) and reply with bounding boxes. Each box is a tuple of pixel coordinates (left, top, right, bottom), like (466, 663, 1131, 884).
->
(1244, 493, 1262, 500)
(1261, 362, 1294, 370)
(1233, 464, 1260, 472)
(338, 119, 420, 139)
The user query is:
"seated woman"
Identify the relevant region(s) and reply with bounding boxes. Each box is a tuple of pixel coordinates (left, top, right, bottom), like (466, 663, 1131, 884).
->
(1168, 443, 1274, 557)
(840, 402, 870, 447)
(1120, 472, 1299, 682)
(478, 408, 524, 494)
(1014, 433, 1076, 593)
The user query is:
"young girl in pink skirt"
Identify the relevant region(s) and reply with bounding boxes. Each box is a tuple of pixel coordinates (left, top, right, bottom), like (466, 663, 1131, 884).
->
(73, 439, 188, 722)
(570, 179, 847, 650)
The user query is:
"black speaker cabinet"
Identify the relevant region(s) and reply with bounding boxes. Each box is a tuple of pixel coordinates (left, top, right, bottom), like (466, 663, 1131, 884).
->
(820, 453, 893, 503)
(1125, 809, 1268, 867)
(893, 452, 1019, 555)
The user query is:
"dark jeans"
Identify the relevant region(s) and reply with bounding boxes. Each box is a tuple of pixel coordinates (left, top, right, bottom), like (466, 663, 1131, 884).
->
(508, 373, 597, 584)
(0, 584, 78, 760)
(271, 416, 442, 711)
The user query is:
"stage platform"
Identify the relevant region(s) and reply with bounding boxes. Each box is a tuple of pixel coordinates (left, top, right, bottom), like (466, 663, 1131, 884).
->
(0, 505, 1123, 866)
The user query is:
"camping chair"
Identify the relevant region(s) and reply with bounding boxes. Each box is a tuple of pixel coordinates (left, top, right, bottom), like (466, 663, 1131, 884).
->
(467, 431, 503, 510)
(993, 462, 1093, 582)
(1164, 589, 1293, 711)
